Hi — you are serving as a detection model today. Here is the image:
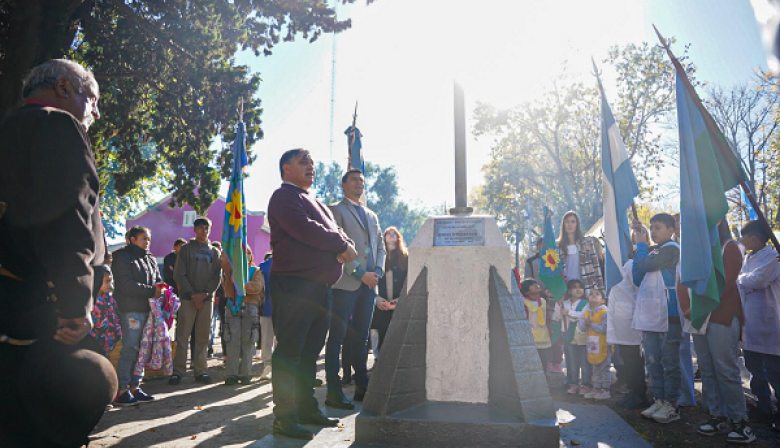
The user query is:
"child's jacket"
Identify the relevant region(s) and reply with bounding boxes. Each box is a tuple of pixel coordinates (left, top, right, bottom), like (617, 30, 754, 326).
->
(607, 260, 642, 346)
(524, 296, 551, 349)
(737, 245, 780, 356)
(580, 304, 608, 364)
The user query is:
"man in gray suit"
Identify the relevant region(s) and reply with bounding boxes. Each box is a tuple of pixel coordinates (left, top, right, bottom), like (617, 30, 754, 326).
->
(325, 169, 386, 409)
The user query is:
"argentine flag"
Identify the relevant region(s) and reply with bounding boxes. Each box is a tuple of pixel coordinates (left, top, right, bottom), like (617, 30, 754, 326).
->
(600, 88, 640, 294)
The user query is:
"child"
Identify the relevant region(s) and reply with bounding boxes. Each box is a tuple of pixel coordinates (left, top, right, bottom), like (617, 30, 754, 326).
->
(89, 265, 122, 357)
(607, 254, 650, 410)
(521, 279, 552, 370)
(555, 279, 592, 395)
(738, 220, 780, 436)
(632, 213, 682, 424)
(579, 289, 610, 399)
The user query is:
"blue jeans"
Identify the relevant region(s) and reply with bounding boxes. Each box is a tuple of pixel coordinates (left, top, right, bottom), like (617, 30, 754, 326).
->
(563, 342, 592, 387)
(693, 317, 746, 420)
(678, 332, 696, 407)
(117, 311, 147, 390)
(743, 349, 780, 415)
(643, 320, 682, 403)
(326, 285, 375, 392)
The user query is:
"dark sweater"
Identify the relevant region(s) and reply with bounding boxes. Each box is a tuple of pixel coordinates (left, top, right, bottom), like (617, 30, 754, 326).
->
(268, 183, 353, 285)
(678, 239, 744, 328)
(112, 244, 162, 313)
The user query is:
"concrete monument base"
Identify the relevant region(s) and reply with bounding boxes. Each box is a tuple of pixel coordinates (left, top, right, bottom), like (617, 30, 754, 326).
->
(355, 216, 559, 447)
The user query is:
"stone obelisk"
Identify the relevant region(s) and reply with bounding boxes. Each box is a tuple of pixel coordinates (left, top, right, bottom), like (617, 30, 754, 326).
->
(354, 83, 559, 446)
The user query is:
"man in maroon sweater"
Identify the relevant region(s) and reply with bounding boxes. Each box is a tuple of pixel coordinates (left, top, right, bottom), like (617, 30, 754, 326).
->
(267, 148, 357, 440)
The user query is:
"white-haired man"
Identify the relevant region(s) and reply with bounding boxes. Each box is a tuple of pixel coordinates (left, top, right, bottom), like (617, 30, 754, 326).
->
(0, 59, 114, 448)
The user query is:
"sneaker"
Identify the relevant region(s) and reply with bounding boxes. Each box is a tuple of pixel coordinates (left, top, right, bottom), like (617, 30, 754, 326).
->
(567, 385, 579, 395)
(113, 390, 139, 407)
(132, 388, 155, 402)
(195, 374, 213, 384)
(595, 389, 611, 400)
(546, 363, 554, 372)
(224, 376, 239, 386)
(260, 366, 272, 381)
(578, 386, 591, 396)
(697, 416, 727, 436)
(168, 374, 182, 385)
(726, 419, 756, 444)
(584, 389, 597, 399)
(652, 401, 680, 424)
(549, 363, 564, 373)
(641, 400, 664, 419)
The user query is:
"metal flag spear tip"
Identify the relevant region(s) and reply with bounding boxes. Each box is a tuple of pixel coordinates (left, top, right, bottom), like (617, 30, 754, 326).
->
(653, 24, 780, 252)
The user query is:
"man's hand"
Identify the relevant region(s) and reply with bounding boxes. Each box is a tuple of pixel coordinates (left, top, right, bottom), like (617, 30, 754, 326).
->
(191, 292, 208, 304)
(54, 316, 93, 345)
(361, 272, 380, 288)
(683, 308, 692, 320)
(337, 245, 358, 264)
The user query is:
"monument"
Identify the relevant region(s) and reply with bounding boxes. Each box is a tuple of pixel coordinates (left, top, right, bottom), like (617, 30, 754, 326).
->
(354, 84, 560, 446)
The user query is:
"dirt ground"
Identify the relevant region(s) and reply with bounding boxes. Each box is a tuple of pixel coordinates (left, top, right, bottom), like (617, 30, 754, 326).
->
(550, 367, 780, 448)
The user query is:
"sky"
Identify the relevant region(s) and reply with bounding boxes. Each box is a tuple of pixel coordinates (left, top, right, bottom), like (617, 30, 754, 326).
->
(227, 0, 769, 216)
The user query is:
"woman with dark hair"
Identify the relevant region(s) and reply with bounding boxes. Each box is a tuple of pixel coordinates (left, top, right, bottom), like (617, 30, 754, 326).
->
(557, 211, 605, 296)
(372, 227, 409, 359)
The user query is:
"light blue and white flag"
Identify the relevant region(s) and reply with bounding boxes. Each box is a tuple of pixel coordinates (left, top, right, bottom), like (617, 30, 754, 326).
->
(600, 86, 640, 294)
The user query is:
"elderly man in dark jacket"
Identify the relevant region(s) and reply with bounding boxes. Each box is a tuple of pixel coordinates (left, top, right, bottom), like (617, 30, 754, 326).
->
(0, 59, 116, 448)
(112, 225, 162, 406)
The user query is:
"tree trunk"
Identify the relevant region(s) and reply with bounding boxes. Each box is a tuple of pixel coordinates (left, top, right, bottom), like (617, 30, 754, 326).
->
(0, 0, 85, 118)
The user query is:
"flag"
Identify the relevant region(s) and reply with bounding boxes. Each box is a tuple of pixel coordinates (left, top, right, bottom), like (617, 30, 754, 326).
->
(599, 84, 640, 294)
(345, 125, 363, 173)
(222, 121, 249, 316)
(538, 207, 568, 301)
(676, 72, 747, 329)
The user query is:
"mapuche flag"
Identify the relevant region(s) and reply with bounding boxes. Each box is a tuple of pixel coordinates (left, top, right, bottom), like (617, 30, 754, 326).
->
(539, 207, 567, 301)
(222, 121, 250, 315)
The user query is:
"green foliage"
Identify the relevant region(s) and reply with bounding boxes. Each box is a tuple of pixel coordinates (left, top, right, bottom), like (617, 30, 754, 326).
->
(472, 40, 696, 244)
(313, 161, 428, 242)
(0, 0, 369, 213)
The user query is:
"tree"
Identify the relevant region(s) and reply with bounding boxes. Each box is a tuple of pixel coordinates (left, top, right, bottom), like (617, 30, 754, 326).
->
(312, 161, 429, 242)
(0, 0, 368, 213)
(471, 40, 696, 244)
(706, 72, 780, 225)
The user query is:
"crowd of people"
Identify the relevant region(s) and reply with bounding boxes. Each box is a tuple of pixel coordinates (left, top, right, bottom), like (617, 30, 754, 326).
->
(521, 209, 780, 445)
(2, 58, 780, 448)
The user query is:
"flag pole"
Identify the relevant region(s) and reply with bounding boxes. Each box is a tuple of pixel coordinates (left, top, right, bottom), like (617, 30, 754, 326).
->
(348, 101, 358, 170)
(591, 57, 640, 222)
(653, 25, 780, 252)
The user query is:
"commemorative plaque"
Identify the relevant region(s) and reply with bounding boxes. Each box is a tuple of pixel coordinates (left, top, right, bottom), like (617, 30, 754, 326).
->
(433, 218, 485, 246)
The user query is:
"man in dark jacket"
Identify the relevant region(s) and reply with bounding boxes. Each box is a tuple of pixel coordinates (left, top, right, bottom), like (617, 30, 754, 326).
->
(112, 225, 162, 406)
(267, 148, 357, 440)
(0, 59, 116, 448)
(163, 238, 187, 294)
(171, 218, 222, 385)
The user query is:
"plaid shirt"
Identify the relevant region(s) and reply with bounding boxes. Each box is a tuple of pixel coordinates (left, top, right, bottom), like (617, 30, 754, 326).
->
(559, 237, 605, 296)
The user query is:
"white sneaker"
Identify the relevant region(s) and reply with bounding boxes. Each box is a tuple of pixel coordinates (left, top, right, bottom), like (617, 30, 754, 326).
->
(652, 401, 680, 424)
(641, 400, 664, 419)
(595, 390, 611, 400)
(726, 419, 756, 444)
(583, 389, 597, 399)
(260, 366, 272, 381)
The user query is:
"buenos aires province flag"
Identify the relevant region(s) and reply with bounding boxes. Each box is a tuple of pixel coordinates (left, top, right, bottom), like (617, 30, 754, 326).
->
(538, 207, 567, 301)
(601, 90, 640, 294)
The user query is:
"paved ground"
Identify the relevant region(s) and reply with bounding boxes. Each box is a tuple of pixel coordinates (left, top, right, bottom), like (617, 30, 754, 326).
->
(90, 340, 652, 448)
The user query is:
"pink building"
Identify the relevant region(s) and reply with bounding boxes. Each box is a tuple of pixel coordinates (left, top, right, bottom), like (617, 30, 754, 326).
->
(126, 195, 270, 264)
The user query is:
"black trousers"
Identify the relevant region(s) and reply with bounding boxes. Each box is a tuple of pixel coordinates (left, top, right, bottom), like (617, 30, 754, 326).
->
(617, 344, 647, 397)
(270, 275, 332, 420)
